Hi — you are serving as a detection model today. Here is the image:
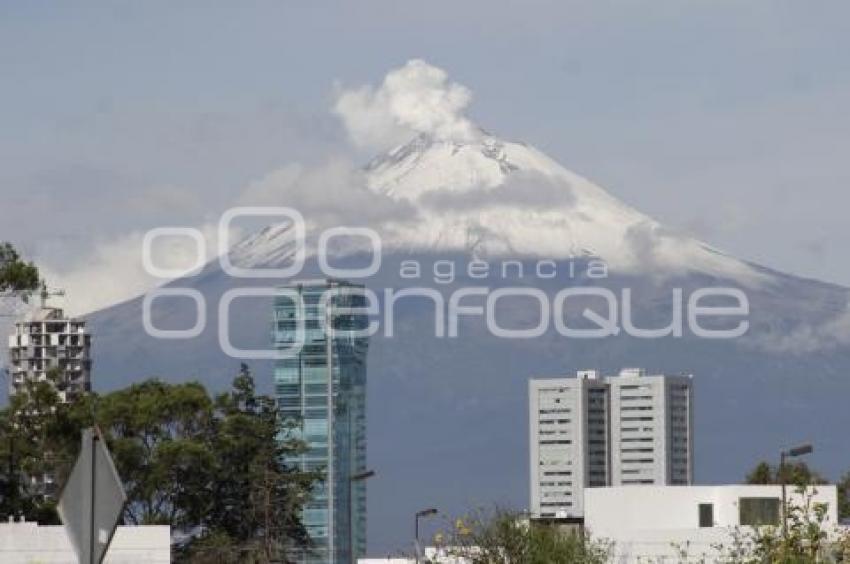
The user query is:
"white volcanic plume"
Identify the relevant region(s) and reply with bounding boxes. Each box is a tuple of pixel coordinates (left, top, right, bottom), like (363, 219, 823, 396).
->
(334, 59, 480, 152)
(327, 60, 764, 282)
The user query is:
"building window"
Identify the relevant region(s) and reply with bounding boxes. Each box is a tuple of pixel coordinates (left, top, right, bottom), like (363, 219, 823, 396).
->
(698, 503, 714, 528)
(739, 497, 780, 526)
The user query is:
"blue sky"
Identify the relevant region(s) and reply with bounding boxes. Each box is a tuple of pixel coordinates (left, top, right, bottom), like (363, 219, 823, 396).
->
(2, 0, 850, 311)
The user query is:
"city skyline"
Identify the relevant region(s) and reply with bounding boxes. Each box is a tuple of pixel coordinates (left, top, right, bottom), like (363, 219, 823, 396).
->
(3, 3, 850, 559)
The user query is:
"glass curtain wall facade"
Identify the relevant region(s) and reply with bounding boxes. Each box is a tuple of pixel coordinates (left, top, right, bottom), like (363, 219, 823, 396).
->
(274, 279, 369, 563)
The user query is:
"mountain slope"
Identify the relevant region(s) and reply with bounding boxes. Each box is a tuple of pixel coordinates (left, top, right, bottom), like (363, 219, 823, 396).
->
(85, 131, 850, 554)
(362, 132, 765, 283)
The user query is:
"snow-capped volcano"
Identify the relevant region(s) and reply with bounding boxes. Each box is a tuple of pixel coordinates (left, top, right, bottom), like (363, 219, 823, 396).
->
(88, 126, 850, 556)
(234, 56, 764, 283)
(81, 59, 850, 554)
(358, 131, 765, 283)
(366, 130, 585, 199)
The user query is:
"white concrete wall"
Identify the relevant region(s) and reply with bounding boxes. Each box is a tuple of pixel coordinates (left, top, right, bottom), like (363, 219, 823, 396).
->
(585, 485, 839, 562)
(0, 522, 170, 563)
(359, 547, 471, 563)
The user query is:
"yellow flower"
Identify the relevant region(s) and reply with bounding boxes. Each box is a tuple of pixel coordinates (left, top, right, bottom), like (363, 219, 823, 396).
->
(455, 518, 472, 536)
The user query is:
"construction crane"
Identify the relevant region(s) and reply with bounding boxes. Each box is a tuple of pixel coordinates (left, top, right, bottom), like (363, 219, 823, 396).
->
(39, 280, 65, 309)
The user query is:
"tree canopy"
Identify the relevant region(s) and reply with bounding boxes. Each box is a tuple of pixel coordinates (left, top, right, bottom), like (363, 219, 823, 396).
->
(0, 365, 316, 563)
(745, 460, 829, 487)
(0, 243, 39, 295)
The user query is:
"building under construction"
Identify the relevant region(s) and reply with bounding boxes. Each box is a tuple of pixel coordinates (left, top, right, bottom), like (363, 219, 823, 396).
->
(6, 286, 91, 403)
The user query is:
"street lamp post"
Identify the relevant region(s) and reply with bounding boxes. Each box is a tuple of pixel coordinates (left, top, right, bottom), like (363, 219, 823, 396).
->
(349, 470, 375, 564)
(414, 508, 438, 564)
(779, 443, 813, 542)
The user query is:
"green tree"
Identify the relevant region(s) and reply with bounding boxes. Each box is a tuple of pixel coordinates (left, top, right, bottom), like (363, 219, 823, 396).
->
(0, 368, 316, 562)
(184, 364, 315, 563)
(92, 379, 215, 528)
(744, 460, 828, 487)
(746, 461, 774, 485)
(437, 508, 610, 564)
(838, 471, 850, 521)
(0, 367, 83, 523)
(0, 243, 39, 296)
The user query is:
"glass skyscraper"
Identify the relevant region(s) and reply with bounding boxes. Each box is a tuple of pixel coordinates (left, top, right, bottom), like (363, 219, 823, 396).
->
(274, 279, 369, 563)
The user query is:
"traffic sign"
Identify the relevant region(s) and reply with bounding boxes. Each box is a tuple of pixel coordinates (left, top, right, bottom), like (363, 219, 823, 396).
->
(57, 427, 128, 564)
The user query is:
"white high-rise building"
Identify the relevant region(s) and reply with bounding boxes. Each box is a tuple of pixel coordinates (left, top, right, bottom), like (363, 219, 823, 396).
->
(529, 368, 693, 519)
(528, 370, 610, 518)
(609, 368, 693, 487)
(6, 305, 92, 403)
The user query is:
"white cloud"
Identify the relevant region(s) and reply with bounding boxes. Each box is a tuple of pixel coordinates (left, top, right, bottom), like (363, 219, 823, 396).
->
(749, 303, 850, 354)
(239, 157, 416, 228)
(333, 59, 479, 151)
(37, 154, 417, 315)
(41, 223, 237, 316)
(40, 232, 153, 316)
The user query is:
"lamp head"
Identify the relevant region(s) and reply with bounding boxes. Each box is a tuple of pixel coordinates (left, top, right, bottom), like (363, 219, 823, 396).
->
(787, 444, 813, 458)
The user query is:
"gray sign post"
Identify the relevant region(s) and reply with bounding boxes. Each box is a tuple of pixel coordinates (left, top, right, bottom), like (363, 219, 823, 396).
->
(57, 427, 128, 564)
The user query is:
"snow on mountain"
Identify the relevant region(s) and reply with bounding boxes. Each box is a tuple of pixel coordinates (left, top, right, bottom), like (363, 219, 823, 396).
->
(367, 131, 766, 282)
(229, 222, 299, 269)
(227, 129, 767, 285)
